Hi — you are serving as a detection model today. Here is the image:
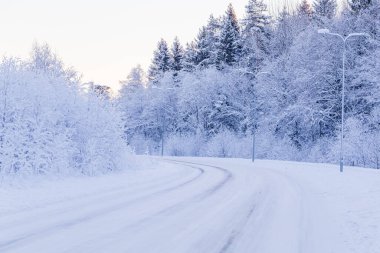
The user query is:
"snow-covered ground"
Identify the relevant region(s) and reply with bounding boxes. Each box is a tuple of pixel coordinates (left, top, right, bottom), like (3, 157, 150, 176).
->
(0, 157, 379, 253)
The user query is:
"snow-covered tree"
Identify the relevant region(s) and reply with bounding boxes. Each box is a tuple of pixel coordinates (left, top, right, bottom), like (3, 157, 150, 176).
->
(0, 44, 130, 176)
(118, 65, 147, 141)
(313, 0, 337, 19)
(298, 0, 314, 17)
(189, 15, 221, 69)
(120, 64, 146, 90)
(241, 0, 272, 71)
(182, 42, 198, 72)
(296, 0, 314, 28)
(348, 0, 372, 13)
(194, 27, 212, 67)
(242, 0, 271, 34)
(93, 84, 112, 99)
(270, 8, 298, 58)
(216, 4, 242, 67)
(170, 37, 184, 74)
(148, 39, 171, 82)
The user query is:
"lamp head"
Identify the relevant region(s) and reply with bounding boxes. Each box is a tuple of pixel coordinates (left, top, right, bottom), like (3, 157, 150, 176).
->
(318, 29, 330, 34)
(350, 32, 371, 38)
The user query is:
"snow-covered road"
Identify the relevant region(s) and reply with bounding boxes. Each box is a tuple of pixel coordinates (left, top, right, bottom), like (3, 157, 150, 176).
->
(1, 157, 379, 253)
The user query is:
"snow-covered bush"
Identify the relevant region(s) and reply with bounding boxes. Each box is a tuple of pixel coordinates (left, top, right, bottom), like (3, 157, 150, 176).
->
(127, 135, 158, 155)
(205, 131, 249, 158)
(344, 117, 380, 169)
(165, 133, 205, 157)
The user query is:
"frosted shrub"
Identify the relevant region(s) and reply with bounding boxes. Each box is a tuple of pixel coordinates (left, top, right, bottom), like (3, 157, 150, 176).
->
(127, 135, 158, 155)
(344, 118, 380, 169)
(307, 137, 337, 164)
(0, 45, 131, 177)
(165, 134, 205, 156)
(205, 131, 249, 158)
(254, 129, 299, 161)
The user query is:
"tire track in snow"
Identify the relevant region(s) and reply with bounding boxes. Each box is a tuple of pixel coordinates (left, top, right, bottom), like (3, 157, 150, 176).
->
(0, 165, 191, 229)
(218, 201, 257, 253)
(167, 160, 265, 253)
(92, 159, 233, 232)
(122, 159, 234, 228)
(68, 159, 234, 253)
(1, 165, 189, 218)
(0, 165, 205, 252)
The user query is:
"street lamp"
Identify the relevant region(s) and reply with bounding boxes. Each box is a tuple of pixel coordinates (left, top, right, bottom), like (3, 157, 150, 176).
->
(318, 29, 370, 172)
(251, 71, 269, 163)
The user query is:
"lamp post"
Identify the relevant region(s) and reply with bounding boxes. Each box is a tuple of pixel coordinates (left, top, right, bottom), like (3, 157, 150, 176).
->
(251, 72, 269, 163)
(318, 29, 370, 172)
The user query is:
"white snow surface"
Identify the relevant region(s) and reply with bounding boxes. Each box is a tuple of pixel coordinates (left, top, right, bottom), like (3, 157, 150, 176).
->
(0, 157, 379, 253)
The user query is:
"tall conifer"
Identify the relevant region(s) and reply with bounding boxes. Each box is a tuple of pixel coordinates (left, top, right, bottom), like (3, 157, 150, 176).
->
(148, 39, 171, 82)
(216, 4, 242, 67)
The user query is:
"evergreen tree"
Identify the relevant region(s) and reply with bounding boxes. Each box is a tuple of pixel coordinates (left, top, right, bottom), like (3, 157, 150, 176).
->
(148, 39, 171, 82)
(348, 0, 372, 13)
(216, 4, 242, 67)
(194, 27, 212, 67)
(182, 42, 198, 72)
(120, 65, 146, 91)
(204, 15, 222, 66)
(93, 84, 112, 99)
(270, 8, 297, 58)
(298, 0, 313, 20)
(193, 15, 221, 68)
(170, 37, 184, 73)
(242, 0, 271, 34)
(241, 0, 272, 71)
(313, 0, 337, 19)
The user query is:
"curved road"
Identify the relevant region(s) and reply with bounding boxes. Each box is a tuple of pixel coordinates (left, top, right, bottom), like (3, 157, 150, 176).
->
(0, 157, 379, 253)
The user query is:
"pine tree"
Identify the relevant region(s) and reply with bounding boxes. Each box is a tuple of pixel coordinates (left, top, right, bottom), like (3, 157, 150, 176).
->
(270, 8, 296, 58)
(182, 42, 198, 72)
(93, 84, 112, 99)
(242, 0, 271, 34)
(298, 0, 313, 19)
(204, 15, 222, 66)
(216, 4, 242, 67)
(348, 0, 372, 13)
(241, 0, 272, 71)
(194, 27, 212, 67)
(170, 37, 184, 73)
(313, 0, 337, 19)
(192, 15, 221, 68)
(120, 65, 146, 91)
(148, 39, 171, 82)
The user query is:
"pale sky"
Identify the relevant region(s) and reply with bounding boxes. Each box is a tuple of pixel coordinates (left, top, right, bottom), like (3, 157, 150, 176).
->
(0, 0, 306, 90)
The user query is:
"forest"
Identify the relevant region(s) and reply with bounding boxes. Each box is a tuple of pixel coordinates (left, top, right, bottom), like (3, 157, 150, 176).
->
(118, 0, 380, 169)
(0, 0, 379, 178)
